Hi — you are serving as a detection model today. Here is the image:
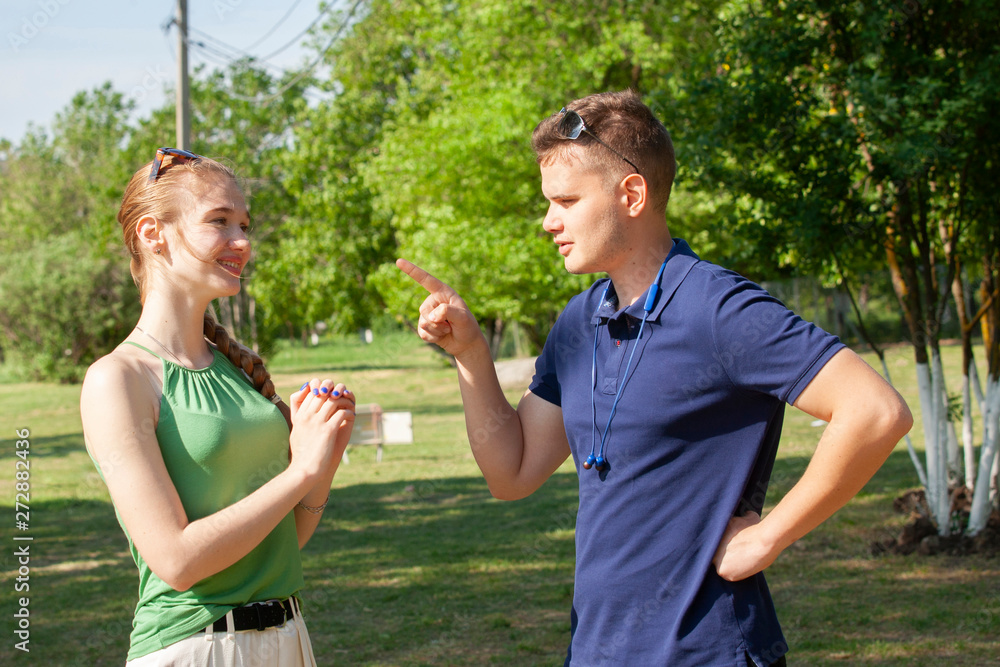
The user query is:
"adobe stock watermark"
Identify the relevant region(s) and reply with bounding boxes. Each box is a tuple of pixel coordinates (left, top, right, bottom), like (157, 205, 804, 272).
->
(214, 0, 245, 21)
(12, 428, 33, 653)
(124, 65, 171, 108)
(7, 0, 73, 53)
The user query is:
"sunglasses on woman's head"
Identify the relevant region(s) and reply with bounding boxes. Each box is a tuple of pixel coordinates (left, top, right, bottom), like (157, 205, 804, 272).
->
(556, 108, 641, 176)
(148, 147, 202, 183)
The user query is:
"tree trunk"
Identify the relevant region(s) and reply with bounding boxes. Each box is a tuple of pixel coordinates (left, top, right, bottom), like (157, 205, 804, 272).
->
(968, 376, 1000, 533)
(952, 268, 977, 490)
(249, 295, 258, 353)
(929, 348, 951, 536)
(487, 318, 505, 361)
(886, 187, 954, 534)
(967, 249, 1000, 533)
(835, 254, 928, 487)
(219, 296, 235, 332)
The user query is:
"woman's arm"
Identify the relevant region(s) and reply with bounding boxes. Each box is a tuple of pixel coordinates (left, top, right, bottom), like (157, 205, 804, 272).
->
(81, 356, 351, 591)
(286, 380, 356, 548)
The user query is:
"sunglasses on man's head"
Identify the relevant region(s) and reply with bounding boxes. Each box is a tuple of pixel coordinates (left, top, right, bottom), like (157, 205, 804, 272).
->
(148, 147, 202, 183)
(556, 108, 641, 176)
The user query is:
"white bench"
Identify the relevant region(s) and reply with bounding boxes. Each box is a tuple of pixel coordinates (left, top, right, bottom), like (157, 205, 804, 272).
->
(345, 403, 413, 462)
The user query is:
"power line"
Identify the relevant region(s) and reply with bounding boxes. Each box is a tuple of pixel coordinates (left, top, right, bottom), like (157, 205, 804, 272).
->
(165, 16, 234, 74)
(166, 4, 317, 76)
(258, 0, 339, 62)
(218, 0, 365, 105)
(164, 24, 321, 106)
(189, 26, 262, 61)
(187, 26, 287, 74)
(242, 0, 305, 52)
(163, 0, 363, 106)
(189, 39, 241, 68)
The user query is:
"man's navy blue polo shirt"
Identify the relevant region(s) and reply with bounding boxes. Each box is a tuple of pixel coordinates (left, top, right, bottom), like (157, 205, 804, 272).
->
(529, 239, 844, 666)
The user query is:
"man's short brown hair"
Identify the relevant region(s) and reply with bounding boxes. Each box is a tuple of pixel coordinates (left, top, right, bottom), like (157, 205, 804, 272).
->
(532, 90, 677, 212)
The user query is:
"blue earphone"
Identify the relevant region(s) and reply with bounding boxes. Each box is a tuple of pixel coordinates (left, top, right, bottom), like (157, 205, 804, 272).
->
(584, 256, 669, 472)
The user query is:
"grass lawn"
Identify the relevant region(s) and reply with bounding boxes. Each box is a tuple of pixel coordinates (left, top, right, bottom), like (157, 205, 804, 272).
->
(1, 332, 998, 665)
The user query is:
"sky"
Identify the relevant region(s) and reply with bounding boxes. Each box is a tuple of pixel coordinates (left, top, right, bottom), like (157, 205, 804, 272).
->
(0, 0, 328, 143)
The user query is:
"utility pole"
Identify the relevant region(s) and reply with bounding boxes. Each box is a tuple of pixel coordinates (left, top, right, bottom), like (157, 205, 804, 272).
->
(176, 0, 191, 150)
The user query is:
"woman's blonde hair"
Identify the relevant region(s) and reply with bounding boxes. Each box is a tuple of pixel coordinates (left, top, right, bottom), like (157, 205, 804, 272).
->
(117, 153, 278, 402)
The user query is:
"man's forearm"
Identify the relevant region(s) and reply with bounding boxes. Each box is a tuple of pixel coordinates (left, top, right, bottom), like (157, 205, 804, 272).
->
(714, 349, 913, 581)
(760, 403, 910, 554)
(453, 338, 528, 498)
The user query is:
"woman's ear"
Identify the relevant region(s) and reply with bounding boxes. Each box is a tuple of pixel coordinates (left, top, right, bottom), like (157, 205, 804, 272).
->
(136, 215, 164, 255)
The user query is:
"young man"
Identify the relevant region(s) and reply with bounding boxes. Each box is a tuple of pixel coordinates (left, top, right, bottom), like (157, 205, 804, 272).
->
(397, 90, 912, 666)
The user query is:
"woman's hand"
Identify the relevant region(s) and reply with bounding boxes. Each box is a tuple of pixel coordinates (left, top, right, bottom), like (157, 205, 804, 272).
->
(287, 379, 356, 480)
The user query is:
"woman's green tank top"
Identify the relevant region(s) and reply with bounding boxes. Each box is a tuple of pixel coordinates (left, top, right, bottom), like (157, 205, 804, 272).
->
(105, 342, 304, 661)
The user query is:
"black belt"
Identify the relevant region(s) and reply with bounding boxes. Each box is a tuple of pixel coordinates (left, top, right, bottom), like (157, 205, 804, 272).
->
(206, 598, 296, 633)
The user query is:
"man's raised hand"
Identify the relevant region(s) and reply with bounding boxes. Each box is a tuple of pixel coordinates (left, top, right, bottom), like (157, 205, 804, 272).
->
(396, 258, 485, 359)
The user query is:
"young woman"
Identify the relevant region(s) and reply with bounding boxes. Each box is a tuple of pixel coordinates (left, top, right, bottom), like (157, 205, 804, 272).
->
(80, 148, 354, 665)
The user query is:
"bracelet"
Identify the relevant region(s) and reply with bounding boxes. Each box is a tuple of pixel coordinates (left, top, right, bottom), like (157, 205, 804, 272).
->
(297, 495, 329, 514)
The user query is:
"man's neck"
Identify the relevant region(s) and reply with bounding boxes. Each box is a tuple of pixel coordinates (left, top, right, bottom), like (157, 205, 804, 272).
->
(609, 232, 674, 306)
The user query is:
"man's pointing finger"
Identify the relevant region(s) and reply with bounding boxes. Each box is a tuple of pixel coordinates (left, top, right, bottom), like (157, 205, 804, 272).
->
(396, 258, 450, 295)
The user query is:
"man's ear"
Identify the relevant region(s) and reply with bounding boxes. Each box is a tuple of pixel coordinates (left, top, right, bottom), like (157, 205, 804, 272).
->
(136, 215, 164, 254)
(621, 173, 647, 218)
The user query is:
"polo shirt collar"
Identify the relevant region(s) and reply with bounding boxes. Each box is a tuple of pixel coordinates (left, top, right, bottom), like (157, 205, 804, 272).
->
(590, 238, 701, 324)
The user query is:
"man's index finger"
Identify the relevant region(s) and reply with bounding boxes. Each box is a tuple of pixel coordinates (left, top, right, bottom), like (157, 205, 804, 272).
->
(395, 258, 449, 295)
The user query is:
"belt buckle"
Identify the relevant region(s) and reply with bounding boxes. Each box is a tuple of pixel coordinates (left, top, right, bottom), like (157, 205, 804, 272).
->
(253, 599, 284, 631)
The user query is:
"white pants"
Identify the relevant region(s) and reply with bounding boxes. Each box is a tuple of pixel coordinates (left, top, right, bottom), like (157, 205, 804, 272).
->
(126, 599, 318, 667)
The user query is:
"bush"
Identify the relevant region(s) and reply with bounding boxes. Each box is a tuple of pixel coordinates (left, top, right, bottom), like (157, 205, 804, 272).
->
(0, 232, 140, 382)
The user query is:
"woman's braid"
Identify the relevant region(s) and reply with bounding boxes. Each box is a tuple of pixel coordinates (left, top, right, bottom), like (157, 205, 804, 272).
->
(202, 313, 277, 401)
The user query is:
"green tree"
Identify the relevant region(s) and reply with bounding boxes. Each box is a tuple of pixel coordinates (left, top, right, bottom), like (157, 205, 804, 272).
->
(0, 64, 310, 378)
(0, 84, 139, 381)
(308, 0, 728, 356)
(676, 0, 1000, 535)
(0, 232, 138, 381)
(270, 74, 398, 341)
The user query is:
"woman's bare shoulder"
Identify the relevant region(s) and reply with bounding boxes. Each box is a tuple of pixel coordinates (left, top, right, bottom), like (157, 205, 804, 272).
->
(81, 343, 163, 430)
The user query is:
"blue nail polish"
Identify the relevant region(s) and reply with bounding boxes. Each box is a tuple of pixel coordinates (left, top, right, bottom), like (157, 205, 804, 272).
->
(332, 390, 340, 397)
(300, 382, 309, 391)
(312, 388, 319, 396)
(320, 387, 329, 394)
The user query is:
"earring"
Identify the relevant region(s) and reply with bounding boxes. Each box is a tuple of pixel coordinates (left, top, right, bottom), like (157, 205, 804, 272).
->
(154, 248, 161, 255)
